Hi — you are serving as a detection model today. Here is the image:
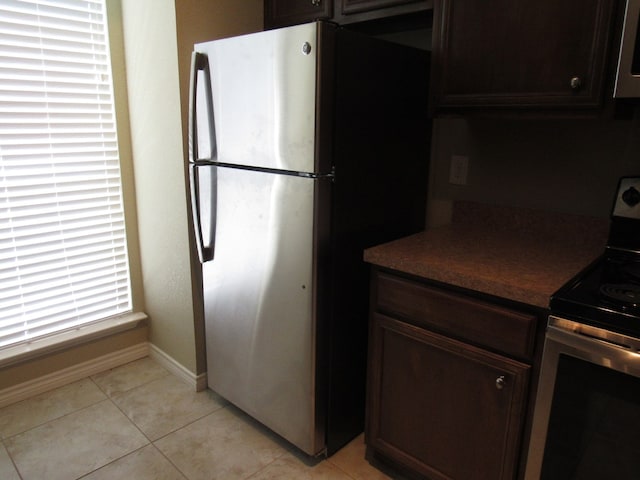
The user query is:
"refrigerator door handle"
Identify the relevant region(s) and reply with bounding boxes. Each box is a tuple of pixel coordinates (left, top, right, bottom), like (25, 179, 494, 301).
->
(189, 52, 216, 163)
(189, 164, 216, 263)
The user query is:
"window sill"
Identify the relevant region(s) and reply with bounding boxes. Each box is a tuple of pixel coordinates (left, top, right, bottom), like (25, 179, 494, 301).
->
(0, 312, 148, 368)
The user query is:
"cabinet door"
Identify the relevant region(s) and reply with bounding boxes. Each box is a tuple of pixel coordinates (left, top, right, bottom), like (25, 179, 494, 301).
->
(367, 313, 530, 480)
(431, 0, 616, 110)
(264, 0, 332, 29)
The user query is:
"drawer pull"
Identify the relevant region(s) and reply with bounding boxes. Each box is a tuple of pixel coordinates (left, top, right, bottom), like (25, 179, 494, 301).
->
(570, 76, 582, 91)
(495, 375, 506, 390)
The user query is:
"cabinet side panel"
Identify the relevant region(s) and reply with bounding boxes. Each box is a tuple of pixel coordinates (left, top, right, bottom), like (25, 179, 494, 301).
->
(324, 29, 431, 454)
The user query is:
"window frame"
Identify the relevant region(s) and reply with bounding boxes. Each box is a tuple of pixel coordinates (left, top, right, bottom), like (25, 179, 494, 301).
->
(0, 0, 145, 366)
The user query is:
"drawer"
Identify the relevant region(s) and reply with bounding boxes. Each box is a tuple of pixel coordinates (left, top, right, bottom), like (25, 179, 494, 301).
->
(374, 271, 538, 360)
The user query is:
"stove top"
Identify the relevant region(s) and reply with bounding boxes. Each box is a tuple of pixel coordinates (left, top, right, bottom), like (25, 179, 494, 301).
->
(550, 176, 640, 337)
(551, 251, 640, 337)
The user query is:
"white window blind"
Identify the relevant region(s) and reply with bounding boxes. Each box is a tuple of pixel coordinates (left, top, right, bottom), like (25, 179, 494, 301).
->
(0, 0, 132, 349)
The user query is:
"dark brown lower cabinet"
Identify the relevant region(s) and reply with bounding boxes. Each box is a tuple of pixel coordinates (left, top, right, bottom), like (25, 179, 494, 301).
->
(366, 269, 538, 479)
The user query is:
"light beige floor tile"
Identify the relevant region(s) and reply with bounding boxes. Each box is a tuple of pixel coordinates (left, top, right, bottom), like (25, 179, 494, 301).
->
(247, 451, 353, 479)
(5, 400, 148, 480)
(0, 443, 20, 480)
(0, 378, 106, 438)
(155, 406, 286, 480)
(83, 444, 186, 480)
(91, 357, 170, 396)
(328, 434, 392, 480)
(111, 374, 225, 440)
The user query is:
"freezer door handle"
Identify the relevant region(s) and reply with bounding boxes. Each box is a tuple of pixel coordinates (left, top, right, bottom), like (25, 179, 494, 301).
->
(189, 164, 216, 263)
(189, 52, 216, 163)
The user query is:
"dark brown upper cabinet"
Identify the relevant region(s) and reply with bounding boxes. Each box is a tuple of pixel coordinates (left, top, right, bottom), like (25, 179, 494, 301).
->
(430, 0, 619, 112)
(264, 0, 432, 29)
(264, 0, 333, 29)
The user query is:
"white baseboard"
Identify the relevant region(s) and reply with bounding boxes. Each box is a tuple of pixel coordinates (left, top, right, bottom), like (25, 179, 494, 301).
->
(148, 344, 207, 391)
(0, 342, 149, 409)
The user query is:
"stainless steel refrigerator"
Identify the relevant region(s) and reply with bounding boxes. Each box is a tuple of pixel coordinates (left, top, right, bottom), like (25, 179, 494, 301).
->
(188, 21, 430, 457)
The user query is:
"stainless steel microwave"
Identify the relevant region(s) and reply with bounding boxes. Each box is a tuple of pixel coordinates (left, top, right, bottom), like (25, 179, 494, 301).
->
(614, 0, 640, 97)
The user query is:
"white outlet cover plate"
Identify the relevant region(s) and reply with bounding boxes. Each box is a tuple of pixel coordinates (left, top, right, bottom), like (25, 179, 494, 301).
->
(449, 155, 468, 185)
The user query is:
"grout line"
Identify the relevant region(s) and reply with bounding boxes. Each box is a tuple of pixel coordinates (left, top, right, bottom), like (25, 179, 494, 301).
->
(1, 360, 216, 480)
(72, 380, 155, 479)
(1, 437, 24, 480)
(107, 392, 153, 443)
(148, 442, 190, 480)
(242, 454, 285, 480)
(0, 359, 382, 480)
(0, 392, 110, 442)
(110, 385, 226, 442)
(149, 403, 228, 443)
(74, 444, 151, 480)
(88, 361, 172, 399)
(1, 398, 141, 480)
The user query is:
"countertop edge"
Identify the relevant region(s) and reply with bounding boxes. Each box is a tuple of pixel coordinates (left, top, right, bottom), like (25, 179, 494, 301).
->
(364, 226, 606, 309)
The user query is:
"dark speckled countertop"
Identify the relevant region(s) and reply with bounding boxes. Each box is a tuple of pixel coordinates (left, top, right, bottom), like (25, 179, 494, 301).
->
(364, 202, 609, 309)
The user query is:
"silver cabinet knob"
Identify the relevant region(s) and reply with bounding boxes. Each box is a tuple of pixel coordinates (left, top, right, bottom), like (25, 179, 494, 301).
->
(311, 0, 321, 6)
(495, 375, 506, 390)
(570, 76, 582, 91)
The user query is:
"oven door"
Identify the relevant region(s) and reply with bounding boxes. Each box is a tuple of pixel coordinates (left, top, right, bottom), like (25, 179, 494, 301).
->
(525, 316, 640, 479)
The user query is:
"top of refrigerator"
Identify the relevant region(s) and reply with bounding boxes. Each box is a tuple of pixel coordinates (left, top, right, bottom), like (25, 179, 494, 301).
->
(190, 22, 320, 175)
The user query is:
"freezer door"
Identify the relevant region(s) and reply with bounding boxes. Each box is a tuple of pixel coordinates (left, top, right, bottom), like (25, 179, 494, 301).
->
(203, 166, 320, 454)
(189, 52, 216, 163)
(195, 23, 318, 173)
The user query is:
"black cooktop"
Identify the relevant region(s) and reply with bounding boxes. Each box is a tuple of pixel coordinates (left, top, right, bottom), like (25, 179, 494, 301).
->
(550, 250, 640, 337)
(550, 176, 640, 337)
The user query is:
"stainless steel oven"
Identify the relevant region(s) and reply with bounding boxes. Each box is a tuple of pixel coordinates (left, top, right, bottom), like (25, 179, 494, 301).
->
(615, 0, 640, 97)
(525, 176, 640, 479)
(525, 317, 640, 479)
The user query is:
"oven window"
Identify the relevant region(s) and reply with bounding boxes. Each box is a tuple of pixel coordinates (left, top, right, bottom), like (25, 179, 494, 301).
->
(541, 354, 640, 479)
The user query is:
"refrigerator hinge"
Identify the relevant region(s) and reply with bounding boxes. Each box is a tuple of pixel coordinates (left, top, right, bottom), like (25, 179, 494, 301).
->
(326, 165, 336, 183)
(305, 166, 335, 182)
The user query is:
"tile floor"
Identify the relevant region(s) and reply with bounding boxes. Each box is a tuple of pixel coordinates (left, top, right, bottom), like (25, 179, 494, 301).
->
(0, 357, 393, 480)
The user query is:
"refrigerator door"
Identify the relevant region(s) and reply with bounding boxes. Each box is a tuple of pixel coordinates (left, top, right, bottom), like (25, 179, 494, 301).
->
(203, 165, 320, 454)
(194, 23, 318, 173)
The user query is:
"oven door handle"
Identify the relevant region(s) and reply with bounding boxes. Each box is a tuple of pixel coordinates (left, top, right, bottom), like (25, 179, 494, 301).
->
(546, 324, 640, 378)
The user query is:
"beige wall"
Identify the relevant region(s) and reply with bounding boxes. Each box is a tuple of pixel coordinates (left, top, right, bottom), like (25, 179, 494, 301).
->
(120, 0, 262, 376)
(428, 111, 640, 226)
(174, 0, 263, 374)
